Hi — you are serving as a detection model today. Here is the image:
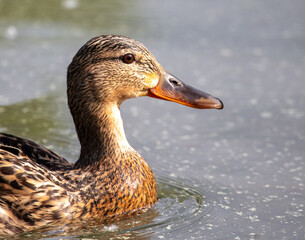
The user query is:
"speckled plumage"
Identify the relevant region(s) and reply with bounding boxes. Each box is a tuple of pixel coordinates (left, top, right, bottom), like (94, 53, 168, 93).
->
(0, 133, 157, 234)
(0, 35, 223, 235)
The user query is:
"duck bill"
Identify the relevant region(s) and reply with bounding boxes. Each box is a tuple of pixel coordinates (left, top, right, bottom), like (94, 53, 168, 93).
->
(148, 70, 223, 109)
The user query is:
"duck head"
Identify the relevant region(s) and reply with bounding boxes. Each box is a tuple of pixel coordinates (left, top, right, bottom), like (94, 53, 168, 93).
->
(67, 35, 223, 110)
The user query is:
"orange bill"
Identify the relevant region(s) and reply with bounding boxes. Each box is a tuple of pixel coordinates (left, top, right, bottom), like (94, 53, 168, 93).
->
(148, 70, 223, 109)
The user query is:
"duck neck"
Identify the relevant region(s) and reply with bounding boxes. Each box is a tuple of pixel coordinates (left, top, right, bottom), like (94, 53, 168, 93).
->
(73, 102, 132, 168)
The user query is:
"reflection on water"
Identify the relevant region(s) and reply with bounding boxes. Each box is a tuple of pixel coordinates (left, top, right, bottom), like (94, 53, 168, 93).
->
(0, 0, 133, 30)
(0, 94, 79, 161)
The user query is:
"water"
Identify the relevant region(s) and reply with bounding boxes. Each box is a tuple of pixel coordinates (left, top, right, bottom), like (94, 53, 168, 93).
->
(1, 0, 305, 239)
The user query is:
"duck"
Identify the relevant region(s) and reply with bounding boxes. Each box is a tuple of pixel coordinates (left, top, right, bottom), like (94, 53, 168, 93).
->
(0, 34, 223, 234)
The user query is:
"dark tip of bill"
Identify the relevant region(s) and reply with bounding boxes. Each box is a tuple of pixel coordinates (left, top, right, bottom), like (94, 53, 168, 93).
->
(217, 98, 224, 109)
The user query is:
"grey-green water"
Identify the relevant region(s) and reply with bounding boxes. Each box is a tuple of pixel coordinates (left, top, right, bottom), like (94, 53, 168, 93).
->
(1, 0, 305, 239)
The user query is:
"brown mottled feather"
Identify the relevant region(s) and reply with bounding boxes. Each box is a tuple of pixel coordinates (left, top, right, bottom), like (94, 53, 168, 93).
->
(0, 133, 73, 171)
(0, 35, 159, 235)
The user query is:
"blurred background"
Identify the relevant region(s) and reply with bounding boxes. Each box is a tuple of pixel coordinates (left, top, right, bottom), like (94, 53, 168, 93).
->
(0, 0, 304, 239)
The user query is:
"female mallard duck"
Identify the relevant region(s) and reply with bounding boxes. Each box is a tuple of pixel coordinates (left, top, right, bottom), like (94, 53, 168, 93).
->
(0, 35, 223, 234)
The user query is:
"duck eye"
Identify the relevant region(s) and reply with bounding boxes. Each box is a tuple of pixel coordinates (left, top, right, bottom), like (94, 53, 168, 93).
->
(122, 53, 135, 64)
